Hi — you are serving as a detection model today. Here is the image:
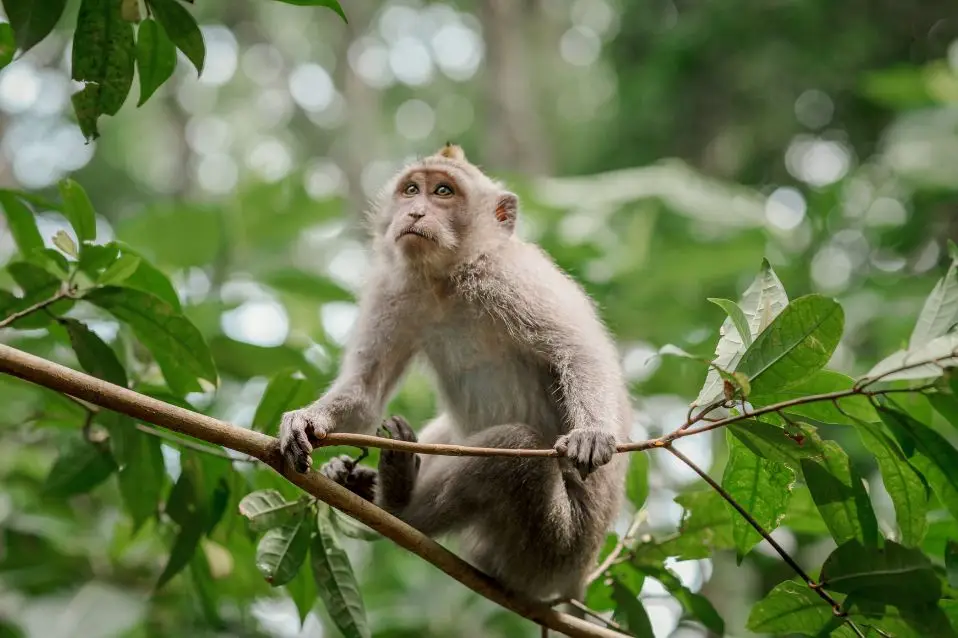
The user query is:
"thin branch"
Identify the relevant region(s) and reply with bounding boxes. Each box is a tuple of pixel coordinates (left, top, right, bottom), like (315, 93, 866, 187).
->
(0, 343, 627, 638)
(587, 509, 647, 585)
(664, 444, 866, 637)
(566, 600, 628, 635)
(135, 423, 258, 463)
(0, 288, 72, 329)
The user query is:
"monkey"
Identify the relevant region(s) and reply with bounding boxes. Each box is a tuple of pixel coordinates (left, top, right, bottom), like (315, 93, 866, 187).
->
(278, 143, 632, 605)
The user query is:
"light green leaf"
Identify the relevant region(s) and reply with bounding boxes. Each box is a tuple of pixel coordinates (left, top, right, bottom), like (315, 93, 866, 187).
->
(611, 582, 654, 638)
(238, 490, 310, 533)
(311, 509, 371, 638)
(708, 297, 753, 347)
(109, 241, 181, 310)
(43, 437, 117, 497)
(782, 486, 829, 535)
(57, 178, 97, 243)
(135, 18, 176, 106)
(910, 253, 958, 349)
(863, 332, 958, 383)
(801, 441, 879, 547)
(0, 192, 43, 255)
(51, 230, 77, 258)
(98, 253, 141, 286)
(728, 420, 823, 471)
(649, 490, 736, 560)
(856, 421, 928, 547)
(85, 286, 217, 396)
(749, 369, 878, 425)
(746, 580, 836, 635)
(820, 540, 940, 607)
(62, 318, 128, 387)
(0, 23, 12, 70)
(626, 452, 649, 510)
(695, 258, 789, 406)
(735, 294, 844, 395)
(147, 0, 204, 75)
(721, 432, 795, 561)
(2, 0, 68, 52)
(256, 511, 312, 587)
(269, 0, 347, 22)
(251, 369, 319, 435)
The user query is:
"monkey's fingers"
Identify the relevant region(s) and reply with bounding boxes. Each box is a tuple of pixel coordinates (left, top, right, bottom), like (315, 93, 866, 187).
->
(320, 455, 355, 484)
(279, 411, 315, 473)
(382, 415, 418, 443)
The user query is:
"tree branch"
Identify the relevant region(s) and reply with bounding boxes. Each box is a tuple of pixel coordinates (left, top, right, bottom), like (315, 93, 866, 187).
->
(0, 288, 72, 329)
(0, 343, 628, 638)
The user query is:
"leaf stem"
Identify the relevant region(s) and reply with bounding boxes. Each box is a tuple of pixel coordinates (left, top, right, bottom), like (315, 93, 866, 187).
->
(0, 287, 72, 329)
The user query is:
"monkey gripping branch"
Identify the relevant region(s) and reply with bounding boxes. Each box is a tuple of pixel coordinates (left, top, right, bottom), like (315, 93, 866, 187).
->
(2, 178, 958, 638)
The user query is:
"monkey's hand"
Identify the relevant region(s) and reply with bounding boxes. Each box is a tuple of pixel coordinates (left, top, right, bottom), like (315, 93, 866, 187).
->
(279, 406, 333, 473)
(320, 454, 378, 502)
(554, 428, 618, 479)
(377, 416, 420, 512)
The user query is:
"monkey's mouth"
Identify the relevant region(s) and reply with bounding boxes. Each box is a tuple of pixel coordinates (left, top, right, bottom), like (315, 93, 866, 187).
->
(398, 227, 434, 242)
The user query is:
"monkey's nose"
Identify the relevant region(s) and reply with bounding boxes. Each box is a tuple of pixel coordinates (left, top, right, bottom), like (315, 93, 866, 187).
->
(408, 210, 425, 220)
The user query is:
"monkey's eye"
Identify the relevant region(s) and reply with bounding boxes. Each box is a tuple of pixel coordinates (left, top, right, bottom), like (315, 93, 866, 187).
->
(402, 183, 419, 196)
(434, 183, 454, 197)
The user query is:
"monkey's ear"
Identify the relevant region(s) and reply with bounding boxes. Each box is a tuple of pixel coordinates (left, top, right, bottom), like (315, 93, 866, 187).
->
(494, 192, 518, 232)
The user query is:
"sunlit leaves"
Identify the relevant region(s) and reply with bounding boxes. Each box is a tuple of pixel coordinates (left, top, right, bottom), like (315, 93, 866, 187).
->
(721, 432, 795, 561)
(820, 540, 940, 607)
(2, 0, 68, 53)
(735, 294, 844, 395)
(135, 18, 176, 106)
(239, 489, 310, 533)
(256, 510, 312, 587)
(801, 441, 879, 547)
(71, 0, 135, 140)
(747, 580, 836, 635)
(864, 332, 958, 383)
(43, 437, 117, 497)
(57, 179, 97, 244)
(311, 509, 371, 638)
(749, 370, 878, 425)
(708, 297, 753, 347)
(146, 0, 204, 75)
(85, 286, 217, 396)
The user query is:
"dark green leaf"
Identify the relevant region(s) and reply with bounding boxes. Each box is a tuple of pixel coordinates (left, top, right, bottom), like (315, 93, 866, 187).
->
(311, 509, 371, 638)
(611, 582, 654, 638)
(708, 297, 753, 347)
(2, 0, 67, 52)
(721, 431, 795, 561)
(189, 549, 224, 628)
(648, 490, 735, 560)
(330, 509, 381, 542)
(135, 18, 176, 106)
(879, 406, 958, 521)
(929, 391, 958, 430)
(238, 489, 310, 533)
(256, 510, 312, 587)
(70, 83, 101, 140)
(856, 421, 928, 547)
(98, 253, 141, 286)
(0, 23, 12, 70)
(820, 540, 940, 607)
(110, 242, 181, 310)
(946, 540, 958, 589)
(736, 294, 844, 395)
(77, 242, 119, 276)
(156, 517, 204, 589)
(57, 179, 97, 243)
(102, 413, 165, 531)
(62, 318, 128, 387)
(630, 559, 724, 634)
(286, 557, 319, 626)
(750, 369, 878, 425)
(747, 580, 835, 635)
(910, 253, 958, 349)
(729, 419, 823, 470)
(43, 437, 117, 497)
(0, 192, 43, 255)
(147, 0, 204, 75)
(626, 452, 649, 509)
(269, 0, 347, 22)
(801, 441, 879, 547)
(85, 286, 217, 396)
(251, 369, 319, 435)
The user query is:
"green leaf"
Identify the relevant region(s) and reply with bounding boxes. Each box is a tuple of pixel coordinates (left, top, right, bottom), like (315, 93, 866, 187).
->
(135, 18, 176, 106)
(102, 413, 165, 531)
(801, 441, 879, 547)
(263, 269, 354, 303)
(98, 253, 141, 286)
(631, 559, 724, 635)
(71, 0, 135, 139)
(749, 369, 878, 426)
(879, 406, 958, 521)
(856, 421, 928, 547)
(71, 83, 100, 140)
(735, 294, 844, 395)
(238, 490, 310, 533)
(782, 486, 830, 535)
(695, 258, 789, 406)
(626, 452, 649, 510)
(109, 242, 181, 310)
(910, 253, 958, 349)
(708, 297, 753, 347)
(2, 261, 73, 329)
(611, 582, 654, 638)
(43, 437, 117, 497)
(286, 558, 319, 626)
(62, 318, 128, 387)
(256, 511, 312, 587)
(57, 179, 97, 243)
(51, 230, 77, 258)
(269, 0, 347, 22)
(0, 192, 43, 255)
(330, 508, 381, 542)
(721, 432, 795, 561)
(189, 548, 224, 628)
(156, 517, 204, 589)
(649, 490, 735, 560)
(728, 419, 823, 470)
(747, 580, 835, 635)
(146, 0, 204, 75)
(947, 540, 958, 589)
(0, 23, 13, 70)
(311, 509, 371, 638)
(85, 286, 217, 396)
(251, 369, 319, 435)
(820, 540, 940, 607)
(2, 0, 68, 52)
(864, 332, 958, 384)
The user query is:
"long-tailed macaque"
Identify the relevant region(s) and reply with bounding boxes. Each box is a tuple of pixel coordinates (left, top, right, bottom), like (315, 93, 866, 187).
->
(279, 144, 631, 603)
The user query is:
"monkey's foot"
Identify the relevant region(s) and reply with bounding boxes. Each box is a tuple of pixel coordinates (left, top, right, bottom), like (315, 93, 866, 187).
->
(554, 428, 617, 479)
(319, 454, 378, 502)
(278, 407, 332, 473)
(377, 416, 420, 510)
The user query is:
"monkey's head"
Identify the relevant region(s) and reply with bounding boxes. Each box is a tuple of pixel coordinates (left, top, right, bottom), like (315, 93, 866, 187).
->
(370, 144, 519, 270)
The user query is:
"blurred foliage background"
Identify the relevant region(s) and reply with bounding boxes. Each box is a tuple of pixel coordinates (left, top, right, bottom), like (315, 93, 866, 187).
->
(1, 0, 957, 636)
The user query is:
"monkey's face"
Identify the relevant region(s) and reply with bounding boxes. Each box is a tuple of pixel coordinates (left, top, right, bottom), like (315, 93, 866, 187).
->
(387, 168, 465, 263)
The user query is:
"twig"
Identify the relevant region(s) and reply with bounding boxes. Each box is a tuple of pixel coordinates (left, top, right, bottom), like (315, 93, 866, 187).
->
(0, 288, 72, 329)
(587, 509, 647, 585)
(0, 343, 627, 638)
(664, 444, 866, 637)
(566, 600, 628, 635)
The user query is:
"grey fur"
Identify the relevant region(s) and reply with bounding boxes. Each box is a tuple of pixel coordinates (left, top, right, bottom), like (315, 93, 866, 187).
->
(279, 149, 631, 602)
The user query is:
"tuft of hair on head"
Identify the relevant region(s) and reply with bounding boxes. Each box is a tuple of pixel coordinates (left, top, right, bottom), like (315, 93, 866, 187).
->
(437, 142, 466, 162)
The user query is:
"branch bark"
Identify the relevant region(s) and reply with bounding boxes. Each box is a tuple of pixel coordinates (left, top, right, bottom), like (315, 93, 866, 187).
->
(0, 343, 627, 638)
